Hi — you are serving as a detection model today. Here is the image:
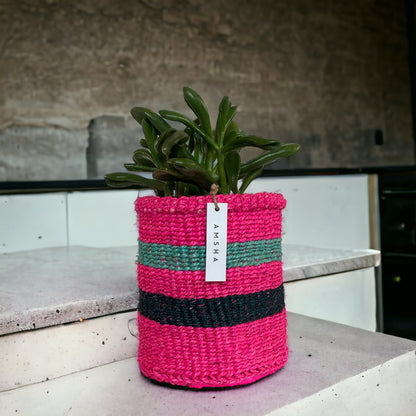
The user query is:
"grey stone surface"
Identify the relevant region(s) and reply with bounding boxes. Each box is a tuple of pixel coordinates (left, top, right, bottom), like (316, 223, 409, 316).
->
(0, 0, 413, 181)
(0, 246, 138, 335)
(0, 125, 88, 181)
(0, 244, 380, 335)
(87, 115, 140, 179)
(0, 313, 415, 415)
(283, 245, 380, 282)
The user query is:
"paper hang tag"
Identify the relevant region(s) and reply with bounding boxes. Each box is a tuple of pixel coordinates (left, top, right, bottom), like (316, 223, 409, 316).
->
(205, 203, 228, 282)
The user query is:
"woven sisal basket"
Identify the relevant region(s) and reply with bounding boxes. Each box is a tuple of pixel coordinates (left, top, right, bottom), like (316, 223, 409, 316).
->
(135, 192, 288, 388)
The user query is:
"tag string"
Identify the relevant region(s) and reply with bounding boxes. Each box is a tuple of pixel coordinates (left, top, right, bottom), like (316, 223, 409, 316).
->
(210, 184, 220, 211)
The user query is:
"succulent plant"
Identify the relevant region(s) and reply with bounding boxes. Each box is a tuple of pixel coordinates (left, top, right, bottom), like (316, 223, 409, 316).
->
(105, 87, 300, 196)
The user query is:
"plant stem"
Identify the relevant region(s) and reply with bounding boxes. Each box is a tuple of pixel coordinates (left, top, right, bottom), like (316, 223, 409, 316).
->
(217, 152, 229, 194)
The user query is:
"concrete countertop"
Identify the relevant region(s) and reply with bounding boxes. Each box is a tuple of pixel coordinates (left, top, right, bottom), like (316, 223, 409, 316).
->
(0, 244, 380, 335)
(0, 312, 414, 415)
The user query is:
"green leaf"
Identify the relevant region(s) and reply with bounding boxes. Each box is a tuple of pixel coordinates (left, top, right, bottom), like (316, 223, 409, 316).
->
(152, 167, 203, 187)
(107, 88, 301, 197)
(159, 110, 219, 151)
(238, 166, 263, 194)
(160, 130, 189, 156)
(191, 133, 208, 165)
(240, 143, 301, 175)
(215, 96, 230, 139)
(174, 143, 195, 160)
(133, 148, 153, 164)
(215, 96, 237, 146)
(124, 163, 156, 172)
(141, 119, 157, 146)
(152, 169, 185, 182)
(155, 128, 176, 151)
(187, 183, 202, 196)
(168, 158, 217, 190)
(141, 119, 164, 167)
(223, 135, 281, 153)
(216, 154, 229, 195)
(183, 87, 212, 137)
(152, 170, 208, 196)
(140, 139, 149, 149)
(225, 120, 242, 134)
(223, 121, 243, 146)
(188, 134, 195, 154)
(224, 151, 241, 194)
(131, 107, 171, 133)
(104, 172, 166, 192)
(222, 129, 239, 146)
(130, 107, 146, 124)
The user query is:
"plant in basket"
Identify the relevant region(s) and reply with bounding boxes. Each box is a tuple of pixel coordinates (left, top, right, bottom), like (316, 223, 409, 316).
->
(105, 87, 300, 388)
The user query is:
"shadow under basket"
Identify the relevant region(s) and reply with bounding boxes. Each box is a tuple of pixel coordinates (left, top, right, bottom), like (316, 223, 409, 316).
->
(135, 192, 288, 389)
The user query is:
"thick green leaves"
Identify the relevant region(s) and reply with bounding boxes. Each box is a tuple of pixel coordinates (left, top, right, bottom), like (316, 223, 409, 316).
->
(124, 163, 155, 172)
(183, 87, 212, 137)
(159, 130, 189, 156)
(153, 167, 210, 193)
(173, 143, 195, 160)
(159, 109, 202, 135)
(238, 166, 263, 194)
(130, 107, 146, 124)
(131, 107, 171, 133)
(215, 96, 237, 146)
(105, 87, 300, 196)
(140, 139, 149, 149)
(159, 110, 219, 151)
(223, 135, 281, 153)
(155, 128, 176, 151)
(104, 172, 166, 192)
(224, 151, 240, 194)
(168, 158, 217, 190)
(153, 169, 186, 183)
(192, 134, 208, 165)
(141, 119, 164, 167)
(240, 143, 301, 175)
(133, 148, 153, 164)
(141, 119, 157, 147)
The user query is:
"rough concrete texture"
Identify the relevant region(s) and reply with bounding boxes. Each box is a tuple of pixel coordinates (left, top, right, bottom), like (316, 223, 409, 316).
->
(0, 125, 88, 180)
(87, 115, 139, 179)
(0, 0, 414, 180)
(1, 313, 415, 415)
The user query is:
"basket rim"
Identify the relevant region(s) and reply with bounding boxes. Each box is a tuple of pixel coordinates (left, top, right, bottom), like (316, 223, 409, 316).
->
(135, 192, 286, 213)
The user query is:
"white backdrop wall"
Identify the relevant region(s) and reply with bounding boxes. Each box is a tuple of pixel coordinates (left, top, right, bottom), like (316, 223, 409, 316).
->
(0, 175, 371, 253)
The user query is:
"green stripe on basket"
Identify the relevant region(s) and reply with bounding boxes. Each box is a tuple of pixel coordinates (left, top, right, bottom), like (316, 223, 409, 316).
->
(138, 238, 282, 271)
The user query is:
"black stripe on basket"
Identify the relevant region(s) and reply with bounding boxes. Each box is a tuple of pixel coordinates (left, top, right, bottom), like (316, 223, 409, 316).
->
(138, 285, 285, 328)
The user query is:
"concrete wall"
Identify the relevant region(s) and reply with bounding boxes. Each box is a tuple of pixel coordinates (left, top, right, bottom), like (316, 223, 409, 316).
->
(0, 0, 414, 181)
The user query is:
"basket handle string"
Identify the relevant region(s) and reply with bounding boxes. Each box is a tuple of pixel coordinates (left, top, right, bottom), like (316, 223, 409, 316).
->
(210, 184, 220, 211)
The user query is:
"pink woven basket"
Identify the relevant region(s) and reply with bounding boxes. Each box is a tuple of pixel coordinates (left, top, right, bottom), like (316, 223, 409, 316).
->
(135, 192, 288, 388)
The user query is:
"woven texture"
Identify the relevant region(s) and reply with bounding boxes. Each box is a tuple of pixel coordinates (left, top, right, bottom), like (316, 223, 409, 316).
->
(135, 192, 288, 388)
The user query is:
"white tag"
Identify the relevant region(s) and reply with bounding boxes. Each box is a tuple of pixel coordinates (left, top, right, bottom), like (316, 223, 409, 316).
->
(205, 203, 228, 282)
